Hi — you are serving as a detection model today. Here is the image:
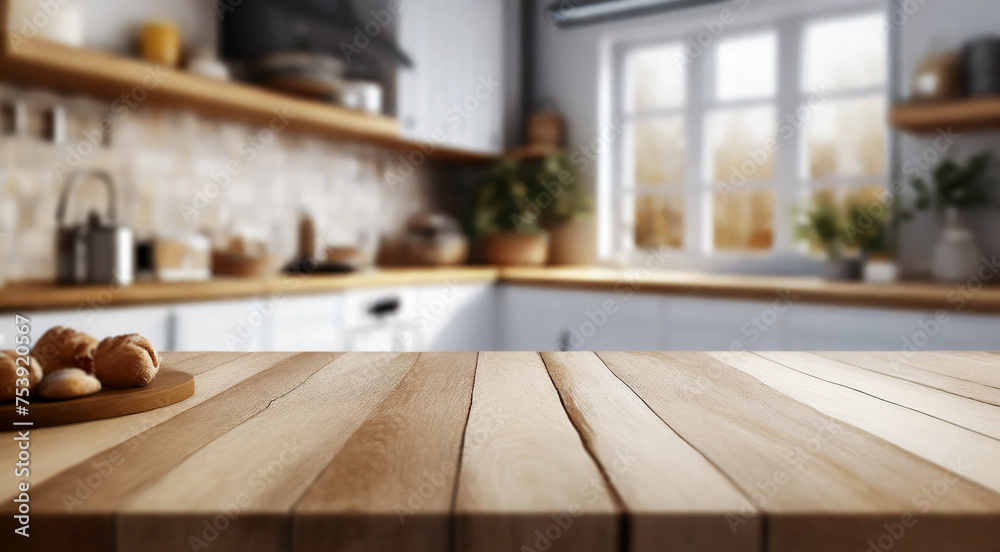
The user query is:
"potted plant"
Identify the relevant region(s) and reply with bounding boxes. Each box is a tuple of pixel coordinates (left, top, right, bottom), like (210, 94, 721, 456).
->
(797, 196, 891, 280)
(470, 154, 591, 266)
(902, 152, 998, 282)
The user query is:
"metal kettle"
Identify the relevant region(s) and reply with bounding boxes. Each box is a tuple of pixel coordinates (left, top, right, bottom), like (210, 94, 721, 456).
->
(56, 170, 134, 286)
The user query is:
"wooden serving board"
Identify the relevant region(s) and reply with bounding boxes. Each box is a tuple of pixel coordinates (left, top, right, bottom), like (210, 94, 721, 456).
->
(1, 369, 194, 427)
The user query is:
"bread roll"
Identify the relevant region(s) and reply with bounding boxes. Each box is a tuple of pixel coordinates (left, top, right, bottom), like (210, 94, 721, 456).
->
(0, 350, 43, 402)
(32, 326, 99, 374)
(93, 334, 161, 388)
(38, 368, 102, 400)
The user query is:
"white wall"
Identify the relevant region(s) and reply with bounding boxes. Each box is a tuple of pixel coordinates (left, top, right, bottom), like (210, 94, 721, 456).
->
(894, 0, 1000, 277)
(531, 0, 1000, 274)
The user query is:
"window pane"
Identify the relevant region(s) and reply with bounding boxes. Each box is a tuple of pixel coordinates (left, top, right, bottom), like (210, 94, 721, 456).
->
(632, 117, 685, 186)
(626, 43, 685, 112)
(634, 194, 684, 249)
(714, 188, 774, 251)
(705, 106, 776, 183)
(805, 96, 886, 179)
(716, 32, 777, 101)
(803, 13, 886, 92)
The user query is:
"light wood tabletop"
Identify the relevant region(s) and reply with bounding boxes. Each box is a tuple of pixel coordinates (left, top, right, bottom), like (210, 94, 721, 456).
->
(2, 351, 999, 552)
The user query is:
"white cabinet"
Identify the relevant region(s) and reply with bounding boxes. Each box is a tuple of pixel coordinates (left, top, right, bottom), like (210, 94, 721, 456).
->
(416, 283, 495, 351)
(172, 299, 269, 352)
(268, 294, 345, 352)
(789, 305, 1000, 351)
(26, 306, 172, 352)
(498, 286, 661, 352)
(659, 297, 791, 351)
(396, 0, 505, 153)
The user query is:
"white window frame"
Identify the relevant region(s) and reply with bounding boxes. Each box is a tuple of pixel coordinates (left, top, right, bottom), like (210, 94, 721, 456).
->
(599, 0, 890, 270)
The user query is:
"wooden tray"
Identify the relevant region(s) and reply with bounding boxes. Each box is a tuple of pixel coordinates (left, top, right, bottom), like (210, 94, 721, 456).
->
(1, 369, 194, 427)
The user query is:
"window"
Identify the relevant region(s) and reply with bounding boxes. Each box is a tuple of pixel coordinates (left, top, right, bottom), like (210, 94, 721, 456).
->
(608, 3, 888, 263)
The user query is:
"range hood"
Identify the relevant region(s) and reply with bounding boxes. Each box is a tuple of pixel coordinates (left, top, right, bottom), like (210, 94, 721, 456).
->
(546, 0, 730, 28)
(220, 0, 412, 67)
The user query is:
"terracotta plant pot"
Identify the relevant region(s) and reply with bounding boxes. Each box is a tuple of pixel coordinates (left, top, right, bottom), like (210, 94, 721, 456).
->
(477, 232, 549, 266)
(548, 217, 597, 266)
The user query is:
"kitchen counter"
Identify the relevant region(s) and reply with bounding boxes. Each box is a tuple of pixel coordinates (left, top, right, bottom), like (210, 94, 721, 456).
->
(3, 265, 1000, 313)
(3, 351, 999, 552)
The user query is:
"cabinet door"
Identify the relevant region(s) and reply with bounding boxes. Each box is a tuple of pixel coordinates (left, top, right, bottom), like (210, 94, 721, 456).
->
(660, 297, 791, 351)
(396, 0, 504, 153)
(25, 306, 172, 352)
(415, 283, 495, 351)
(172, 299, 270, 352)
(268, 294, 345, 352)
(498, 286, 661, 352)
(789, 305, 934, 351)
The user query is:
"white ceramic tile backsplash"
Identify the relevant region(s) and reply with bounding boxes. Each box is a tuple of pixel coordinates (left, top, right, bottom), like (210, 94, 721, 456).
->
(0, 86, 432, 281)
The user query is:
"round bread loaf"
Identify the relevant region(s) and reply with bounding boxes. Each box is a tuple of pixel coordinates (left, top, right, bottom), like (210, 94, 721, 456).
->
(32, 326, 99, 374)
(92, 334, 161, 388)
(38, 368, 102, 400)
(0, 350, 44, 402)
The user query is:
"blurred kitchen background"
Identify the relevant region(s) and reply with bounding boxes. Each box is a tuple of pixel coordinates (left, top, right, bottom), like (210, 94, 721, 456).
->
(2, 0, 1000, 353)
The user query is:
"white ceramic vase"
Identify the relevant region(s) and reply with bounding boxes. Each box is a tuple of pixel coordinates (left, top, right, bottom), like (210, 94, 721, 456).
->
(931, 208, 981, 283)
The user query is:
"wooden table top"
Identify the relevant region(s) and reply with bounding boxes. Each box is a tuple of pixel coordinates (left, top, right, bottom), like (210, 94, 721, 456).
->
(3, 351, 1000, 552)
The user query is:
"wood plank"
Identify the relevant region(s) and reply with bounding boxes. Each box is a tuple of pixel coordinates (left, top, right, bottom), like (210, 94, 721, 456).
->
(600, 351, 1000, 552)
(117, 352, 416, 552)
(816, 351, 1000, 407)
(454, 352, 619, 552)
(891, 98, 1000, 133)
(0, 351, 252, 502)
(292, 352, 478, 552)
(0, 34, 497, 163)
(890, 352, 1000, 389)
(6, 352, 343, 552)
(542, 351, 760, 552)
(709, 352, 1000, 494)
(758, 352, 1000, 440)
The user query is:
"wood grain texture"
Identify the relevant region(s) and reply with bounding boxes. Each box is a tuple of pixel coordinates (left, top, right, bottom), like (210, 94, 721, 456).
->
(877, 351, 1000, 389)
(0, 352, 251, 502)
(758, 352, 1000, 440)
(710, 352, 1000, 494)
(600, 351, 1000, 552)
(117, 352, 415, 552)
(454, 352, 620, 552)
(816, 351, 1000, 406)
(293, 352, 478, 552)
(0, 369, 193, 427)
(8, 352, 342, 552)
(542, 351, 759, 552)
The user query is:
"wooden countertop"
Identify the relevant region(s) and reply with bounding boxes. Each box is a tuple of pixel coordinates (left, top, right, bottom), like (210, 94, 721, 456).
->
(3, 265, 1000, 313)
(3, 351, 999, 552)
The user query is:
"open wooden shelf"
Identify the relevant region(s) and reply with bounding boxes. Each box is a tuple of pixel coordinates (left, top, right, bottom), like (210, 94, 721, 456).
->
(890, 96, 1000, 133)
(0, 33, 497, 163)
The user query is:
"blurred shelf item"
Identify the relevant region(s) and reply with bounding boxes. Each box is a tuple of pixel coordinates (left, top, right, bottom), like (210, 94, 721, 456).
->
(890, 97, 1000, 133)
(0, 34, 496, 163)
(506, 144, 564, 160)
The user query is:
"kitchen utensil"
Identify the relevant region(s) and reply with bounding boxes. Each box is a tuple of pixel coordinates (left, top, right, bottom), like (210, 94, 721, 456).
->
(56, 170, 134, 286)
(961, 37, 1000, 97)
(399, 213, 469, 266)
(0, 370, 193, 428)
(140, 20, 182, 67)
(152, 234, 211, 282)
(912, 50, 962, 101)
